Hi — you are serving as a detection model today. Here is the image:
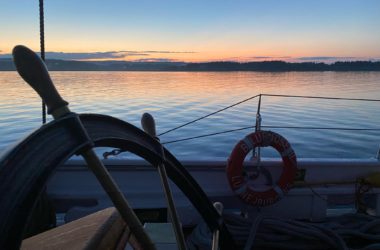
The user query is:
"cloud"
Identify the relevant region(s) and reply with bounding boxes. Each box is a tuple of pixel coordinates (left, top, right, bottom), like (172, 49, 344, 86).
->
(48, 51, 130, 60)
(0, 51, 125, 60)
(248, 56, 291, 59)
(368, 57, 380, 61)
(0, 50, 196, 60)
(249, 56, 275, 59)
(133, 58, 177, 62)
(295, 56, 380, 62)
(244, 56, 380, 63)
(297, 56, 342, 60)
(139, 50, 195, 54)
(223, 56, 292, 62)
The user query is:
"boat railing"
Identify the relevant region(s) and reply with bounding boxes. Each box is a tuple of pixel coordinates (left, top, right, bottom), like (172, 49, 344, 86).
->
(155, 93, 380, 159)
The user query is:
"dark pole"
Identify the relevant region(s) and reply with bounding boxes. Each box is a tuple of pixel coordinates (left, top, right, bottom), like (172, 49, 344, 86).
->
(39, 0, 47, 124)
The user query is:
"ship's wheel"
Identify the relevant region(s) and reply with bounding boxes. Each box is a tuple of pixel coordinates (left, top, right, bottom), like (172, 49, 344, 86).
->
(0, 45, 235, 249)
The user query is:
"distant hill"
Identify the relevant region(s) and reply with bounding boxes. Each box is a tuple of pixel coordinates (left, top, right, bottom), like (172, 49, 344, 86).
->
(0, 58, 185, 71)
(182, 61, 380, 71)
(1, 58, 379, 71)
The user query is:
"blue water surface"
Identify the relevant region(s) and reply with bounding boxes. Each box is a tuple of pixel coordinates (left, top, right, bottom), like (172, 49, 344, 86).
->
(0, 71, 379, 159)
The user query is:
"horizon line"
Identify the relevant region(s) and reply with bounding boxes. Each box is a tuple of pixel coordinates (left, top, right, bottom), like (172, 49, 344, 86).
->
(1, 57, 380, 65)
(1, 50, 380, 63)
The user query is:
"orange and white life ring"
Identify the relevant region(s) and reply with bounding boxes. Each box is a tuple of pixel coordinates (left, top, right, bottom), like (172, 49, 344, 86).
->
(226, 130, 297, 206)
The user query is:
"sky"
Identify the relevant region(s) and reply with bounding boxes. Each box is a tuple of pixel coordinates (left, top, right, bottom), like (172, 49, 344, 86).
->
(0, 0, 380, 63)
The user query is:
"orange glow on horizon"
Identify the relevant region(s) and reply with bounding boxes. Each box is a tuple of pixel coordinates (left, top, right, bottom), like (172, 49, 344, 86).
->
(1, 40, 379, 63)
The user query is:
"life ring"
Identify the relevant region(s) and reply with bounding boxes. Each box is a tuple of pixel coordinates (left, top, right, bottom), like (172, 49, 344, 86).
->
(226, 130, 297, 206)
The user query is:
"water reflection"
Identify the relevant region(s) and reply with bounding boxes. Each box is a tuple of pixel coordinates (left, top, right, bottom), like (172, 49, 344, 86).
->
(0, 71, 379, 159)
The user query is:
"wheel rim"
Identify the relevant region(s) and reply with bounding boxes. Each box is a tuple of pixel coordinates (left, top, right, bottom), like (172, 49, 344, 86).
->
(0, 113, 235, 249)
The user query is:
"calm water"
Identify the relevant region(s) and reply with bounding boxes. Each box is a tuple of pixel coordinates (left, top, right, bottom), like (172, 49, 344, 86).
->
(0, 71, 380, 159)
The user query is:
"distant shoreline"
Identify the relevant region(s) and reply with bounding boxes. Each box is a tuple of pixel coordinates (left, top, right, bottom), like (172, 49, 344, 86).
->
(1, 58, 379, 72)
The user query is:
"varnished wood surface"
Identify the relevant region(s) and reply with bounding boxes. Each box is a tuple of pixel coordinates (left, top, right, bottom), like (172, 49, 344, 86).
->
(21, 207, 127, 250)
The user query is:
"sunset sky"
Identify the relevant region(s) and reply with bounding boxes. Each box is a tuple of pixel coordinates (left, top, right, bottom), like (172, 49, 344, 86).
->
(1, 0, 379, 62)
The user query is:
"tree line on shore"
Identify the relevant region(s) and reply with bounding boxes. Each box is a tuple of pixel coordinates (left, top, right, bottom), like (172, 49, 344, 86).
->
(1, 58, 379, 71)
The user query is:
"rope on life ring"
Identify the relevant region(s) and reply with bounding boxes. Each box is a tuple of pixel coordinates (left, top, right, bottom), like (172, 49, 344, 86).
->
(226, 130, 297, 206)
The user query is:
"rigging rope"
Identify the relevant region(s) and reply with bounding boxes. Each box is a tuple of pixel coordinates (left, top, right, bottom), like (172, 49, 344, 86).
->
(159, 93, 380, 137)
(262, 93, 380, 102)
(162, 126, 255, 144)
(158, 94, 261, 136)
(39, 0, 47, 124)
(162, 125, 380, 145)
